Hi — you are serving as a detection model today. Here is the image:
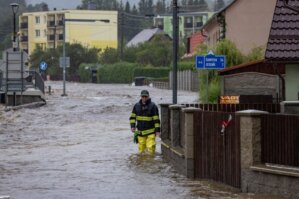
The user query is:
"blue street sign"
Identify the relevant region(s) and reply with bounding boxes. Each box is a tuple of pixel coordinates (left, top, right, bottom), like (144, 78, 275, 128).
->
(195, 54, 226, 70)
(39, 61, 48, 71)
(196, 56, 205, 69)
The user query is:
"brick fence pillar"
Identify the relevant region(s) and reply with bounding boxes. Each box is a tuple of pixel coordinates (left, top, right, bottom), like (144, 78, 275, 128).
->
(160, 103, 172, 141)
(182, 107, 201, 178)
(169, 105, 185, 147)
(236, 110, 269, 192)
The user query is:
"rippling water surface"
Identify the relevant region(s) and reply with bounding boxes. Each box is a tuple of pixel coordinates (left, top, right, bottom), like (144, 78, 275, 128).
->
(0, 82, 284, 199)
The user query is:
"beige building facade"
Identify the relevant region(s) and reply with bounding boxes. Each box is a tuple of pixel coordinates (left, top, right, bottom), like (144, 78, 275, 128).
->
(202, 0, 276, 55)
(19, 10, 118, 55)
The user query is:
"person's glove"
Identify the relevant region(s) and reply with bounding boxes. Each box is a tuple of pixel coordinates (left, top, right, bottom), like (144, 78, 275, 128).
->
(133, 131, 139, 144)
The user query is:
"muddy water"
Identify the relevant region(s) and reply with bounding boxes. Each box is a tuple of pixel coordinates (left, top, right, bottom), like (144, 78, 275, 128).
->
(0, 82, 284, 199)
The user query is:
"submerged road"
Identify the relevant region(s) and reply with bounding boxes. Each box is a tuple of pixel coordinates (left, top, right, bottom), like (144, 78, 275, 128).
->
(0, 82, 282, 199)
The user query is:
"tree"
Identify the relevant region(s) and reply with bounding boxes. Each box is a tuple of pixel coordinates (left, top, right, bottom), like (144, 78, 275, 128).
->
(138, 0, 147, 15)
(125, 1, 131, 13)
(133, 34, 172, 67)
(79, 0, 120, 10)
(214, 0, 225, 11)
(187, 0, 194, 5)
(181, 0, 187, 6)
(198, 0, 209, 11)
(132, 5, 138, 15)
(196, 40, 244, 103)
(100, 47, 119, 64)
(29, 43, 99, 76)
(155, 0, 166, 14)
(146, 0, 154, 15)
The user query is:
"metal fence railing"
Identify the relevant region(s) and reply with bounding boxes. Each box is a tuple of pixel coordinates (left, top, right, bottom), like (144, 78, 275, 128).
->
(261, 114, 299, 167)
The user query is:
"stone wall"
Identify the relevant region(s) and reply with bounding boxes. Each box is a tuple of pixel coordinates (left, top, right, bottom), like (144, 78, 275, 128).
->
(221, 72, 282, 100)
(237, 110, 299, 199)
(160, 104, 200, 178)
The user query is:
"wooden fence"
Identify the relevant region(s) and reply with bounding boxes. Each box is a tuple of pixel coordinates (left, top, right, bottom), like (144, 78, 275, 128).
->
(184, 103, 280, 113)
(161, 103, 299, 196)
(169, 70, 199, 92)
(261, 114, 299, 167)
(193, 111, 241, 188)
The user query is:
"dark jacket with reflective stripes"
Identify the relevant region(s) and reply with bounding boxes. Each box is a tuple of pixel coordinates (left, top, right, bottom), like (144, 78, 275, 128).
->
(129, 98, 160, 136)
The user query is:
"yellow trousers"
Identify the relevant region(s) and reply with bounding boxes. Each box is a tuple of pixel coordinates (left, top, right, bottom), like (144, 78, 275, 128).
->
(138, 134, 156, 155)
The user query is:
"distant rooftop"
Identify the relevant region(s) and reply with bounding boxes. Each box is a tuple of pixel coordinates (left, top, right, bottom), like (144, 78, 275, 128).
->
(265, 0, 299, 63)
(126, 28, 169, 47)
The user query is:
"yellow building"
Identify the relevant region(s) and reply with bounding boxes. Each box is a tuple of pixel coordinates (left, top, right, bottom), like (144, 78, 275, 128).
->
(19, 10, 118, 55)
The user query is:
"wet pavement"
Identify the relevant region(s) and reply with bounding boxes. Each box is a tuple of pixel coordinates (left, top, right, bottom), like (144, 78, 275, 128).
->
(0, 81, 285, 199)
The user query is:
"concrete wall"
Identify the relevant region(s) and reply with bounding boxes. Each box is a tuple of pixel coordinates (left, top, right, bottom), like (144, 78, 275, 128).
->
(221, 72, 282, 101)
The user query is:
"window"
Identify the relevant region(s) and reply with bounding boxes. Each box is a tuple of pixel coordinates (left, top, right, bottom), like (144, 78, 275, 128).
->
(35, 16, 40, 24)
(35, 30, 40, 37)
(44, 29, 47, 37)
(44, 16, 47, 24)
(195, 16, 203, 27)
(155, 18, 164, 29)
(184, 17, 193, 28)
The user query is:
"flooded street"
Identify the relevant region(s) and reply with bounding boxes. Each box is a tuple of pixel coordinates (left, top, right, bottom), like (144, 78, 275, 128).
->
(0, 82, 281, 199)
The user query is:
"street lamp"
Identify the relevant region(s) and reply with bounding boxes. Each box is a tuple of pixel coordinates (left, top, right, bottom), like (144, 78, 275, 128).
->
(10, 3, 19, 51)
(173, 0, 178, 104)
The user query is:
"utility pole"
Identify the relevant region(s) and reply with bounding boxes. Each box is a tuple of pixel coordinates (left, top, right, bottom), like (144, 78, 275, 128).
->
(172, 0, 178, 104)
(10, 3, 19, 51)
(120, 12, 124, 60)
(62, 17, 67, 96)
(53, 15, 56, 49)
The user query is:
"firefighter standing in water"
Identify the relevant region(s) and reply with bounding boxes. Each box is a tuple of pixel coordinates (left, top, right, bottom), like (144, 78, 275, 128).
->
(129, 90, 160, 155)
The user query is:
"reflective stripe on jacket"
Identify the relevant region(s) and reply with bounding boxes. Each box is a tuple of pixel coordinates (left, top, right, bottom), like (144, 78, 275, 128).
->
(129, 98, 160, 136)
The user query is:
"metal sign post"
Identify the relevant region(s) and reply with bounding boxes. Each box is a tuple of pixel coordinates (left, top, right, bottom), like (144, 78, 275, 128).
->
(62, 17, 67, 96)
(195, 51, 226, 103)
(61, 18, 109, 97)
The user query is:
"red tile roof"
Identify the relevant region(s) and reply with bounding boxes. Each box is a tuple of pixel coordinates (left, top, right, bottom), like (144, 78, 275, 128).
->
(265, 0, 299, 63)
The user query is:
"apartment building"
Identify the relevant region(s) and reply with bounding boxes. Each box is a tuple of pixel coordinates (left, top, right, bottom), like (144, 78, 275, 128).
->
(19, 10, 118, 55)
(153, 12, 214, 40)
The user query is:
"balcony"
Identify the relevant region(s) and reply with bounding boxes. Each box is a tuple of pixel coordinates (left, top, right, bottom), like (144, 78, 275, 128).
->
(57, 20, 64, 26)
(184, 23, 193, 28)
(20, 22, 28, 29)
(47, 21, 55, 27)
(48, 34, 55, 41)
(58, 34, 64, 40)
(20, 36, 28, 42)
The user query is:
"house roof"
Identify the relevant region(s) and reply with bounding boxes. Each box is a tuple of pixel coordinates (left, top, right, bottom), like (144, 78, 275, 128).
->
(265, 0, 299, 63)
(218, 59, 285, 76)
(126, 28, 168, 47)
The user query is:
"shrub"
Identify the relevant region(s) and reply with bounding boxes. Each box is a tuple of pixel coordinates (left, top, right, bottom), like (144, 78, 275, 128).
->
(97, 62, 139, 83)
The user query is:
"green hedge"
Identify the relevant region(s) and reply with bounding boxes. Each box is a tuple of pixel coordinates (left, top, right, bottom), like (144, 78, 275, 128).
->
(177, 61, 196, 71)
(97, 62, 139, 83)
(133, 67, 170, 78)
(78, 63, 98, 83)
